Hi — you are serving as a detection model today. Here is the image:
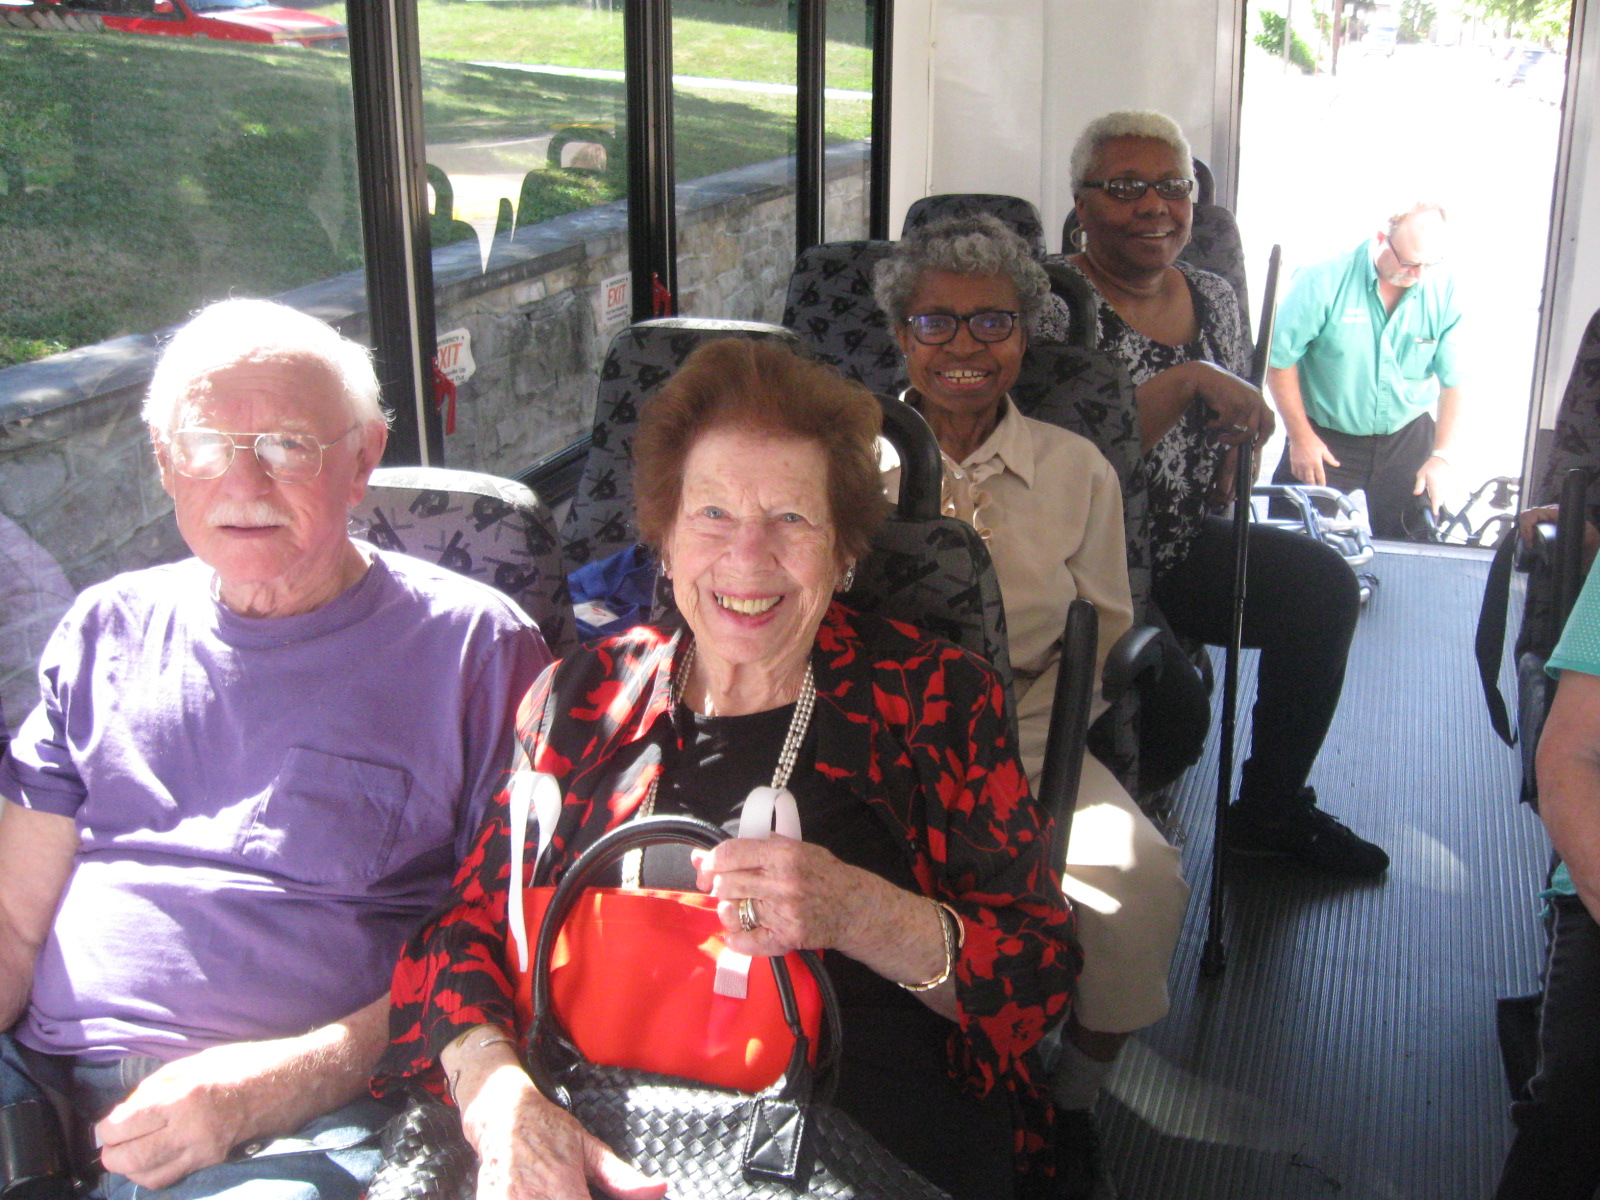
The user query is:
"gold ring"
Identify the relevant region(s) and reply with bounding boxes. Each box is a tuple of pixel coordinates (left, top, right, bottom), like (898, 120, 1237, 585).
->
(738, 897, 760, 932)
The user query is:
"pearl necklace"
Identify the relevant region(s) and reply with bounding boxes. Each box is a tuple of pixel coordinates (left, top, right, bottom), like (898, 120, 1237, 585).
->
(621, 641, 816, 889)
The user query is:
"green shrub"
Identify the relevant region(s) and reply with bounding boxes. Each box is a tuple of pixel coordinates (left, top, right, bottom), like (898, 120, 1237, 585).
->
(1255, 9, 1316, 73)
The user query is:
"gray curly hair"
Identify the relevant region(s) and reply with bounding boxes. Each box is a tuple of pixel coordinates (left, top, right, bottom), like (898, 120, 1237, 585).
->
(873, 213, 1051, 330)
(1069, 110, 1194, 191)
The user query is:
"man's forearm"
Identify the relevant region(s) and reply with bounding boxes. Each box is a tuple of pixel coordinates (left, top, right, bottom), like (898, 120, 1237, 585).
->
(1266, 365, 1316, 441)
(238, 994, 390, 1135)
(1433, 385, 1465, 457)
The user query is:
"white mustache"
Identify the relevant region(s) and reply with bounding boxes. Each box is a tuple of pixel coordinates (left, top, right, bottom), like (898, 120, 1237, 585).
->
(206, 499, 292, 529)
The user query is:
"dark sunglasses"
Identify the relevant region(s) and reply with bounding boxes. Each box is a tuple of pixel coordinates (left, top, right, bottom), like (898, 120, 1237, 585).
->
(1080, 177, 1195, 203)
(905, 310, 1020, 346)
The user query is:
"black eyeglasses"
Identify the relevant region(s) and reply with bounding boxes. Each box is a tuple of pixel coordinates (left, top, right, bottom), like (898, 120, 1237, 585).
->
(1387, 244, 1445, 271)
(168, 425, 358, 482)
(905, 310, 1020, 346)
(1080, 177, 1195, 203)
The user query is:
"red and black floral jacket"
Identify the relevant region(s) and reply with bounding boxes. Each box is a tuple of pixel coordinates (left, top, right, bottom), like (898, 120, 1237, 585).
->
(376, 603, 1078, 1178)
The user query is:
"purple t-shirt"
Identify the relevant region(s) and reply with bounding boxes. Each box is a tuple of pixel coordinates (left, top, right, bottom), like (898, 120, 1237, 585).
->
(0, 550, 550, 1062)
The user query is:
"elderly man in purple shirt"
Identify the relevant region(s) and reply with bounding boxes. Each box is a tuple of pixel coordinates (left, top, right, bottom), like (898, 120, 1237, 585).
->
(0, 299, 550, 1199)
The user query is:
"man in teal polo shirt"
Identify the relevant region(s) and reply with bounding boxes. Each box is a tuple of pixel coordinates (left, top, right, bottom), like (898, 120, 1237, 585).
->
(1268, 202, 1466, 540)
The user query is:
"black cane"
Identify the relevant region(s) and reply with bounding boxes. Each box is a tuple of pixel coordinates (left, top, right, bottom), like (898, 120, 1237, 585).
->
(1200, 245, 1281, 980)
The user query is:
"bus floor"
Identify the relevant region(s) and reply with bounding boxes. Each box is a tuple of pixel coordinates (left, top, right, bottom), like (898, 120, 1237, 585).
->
(1100, 542, 1546, 1200)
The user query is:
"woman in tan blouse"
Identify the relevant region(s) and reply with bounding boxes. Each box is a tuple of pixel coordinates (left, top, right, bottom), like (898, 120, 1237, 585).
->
(875, 212, 1189, 1194)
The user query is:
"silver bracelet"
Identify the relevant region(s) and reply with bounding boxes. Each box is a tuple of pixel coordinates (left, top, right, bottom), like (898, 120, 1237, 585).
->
(900, 899, 962, 992)
(445, 1030, 517, 1104)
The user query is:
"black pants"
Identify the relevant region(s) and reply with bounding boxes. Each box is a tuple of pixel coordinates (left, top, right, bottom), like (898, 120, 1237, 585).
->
(1152, 517, 1361, 803)
(1496, 893, 1600, 1200)
(1273, 412, 1436, 541)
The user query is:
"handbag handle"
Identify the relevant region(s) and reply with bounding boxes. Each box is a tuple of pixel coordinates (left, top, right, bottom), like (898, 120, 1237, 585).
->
(523, 815, 844, 1105)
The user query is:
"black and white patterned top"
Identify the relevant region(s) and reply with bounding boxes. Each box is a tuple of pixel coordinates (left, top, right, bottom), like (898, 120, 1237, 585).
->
(1047, 258, 1249, 575)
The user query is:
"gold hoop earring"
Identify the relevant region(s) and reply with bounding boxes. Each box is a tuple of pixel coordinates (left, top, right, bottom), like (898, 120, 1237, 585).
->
(1071, 226, 1088, 252)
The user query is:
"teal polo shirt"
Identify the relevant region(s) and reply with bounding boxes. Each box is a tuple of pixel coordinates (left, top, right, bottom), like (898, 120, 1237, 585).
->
(1269, 240, 1466, 436)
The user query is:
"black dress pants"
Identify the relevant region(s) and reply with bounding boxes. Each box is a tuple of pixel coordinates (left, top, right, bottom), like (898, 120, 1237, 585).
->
(1152, 517, 1361, 803)
(1272, 412, 1436, 541)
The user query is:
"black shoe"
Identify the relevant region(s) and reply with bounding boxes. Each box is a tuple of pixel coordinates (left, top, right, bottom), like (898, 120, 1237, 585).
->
(1225, 789, 1389, 878)
(1052, 1108, 1118, 1200)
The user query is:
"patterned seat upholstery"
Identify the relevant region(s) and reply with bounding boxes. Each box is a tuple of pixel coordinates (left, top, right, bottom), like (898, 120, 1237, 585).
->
(561, 319, 800, 568)
(352, 465, 577, 658)
(1012, 343, 1149, 620)
(1012, 342, 1169, 796)
(781, 240, 906, 398)
(1537, 306, 1600, 512)
(902, 194, 1046, 258)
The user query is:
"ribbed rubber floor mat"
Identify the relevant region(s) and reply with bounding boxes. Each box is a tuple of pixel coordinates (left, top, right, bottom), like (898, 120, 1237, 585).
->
(1101, 545, 1549, 1200)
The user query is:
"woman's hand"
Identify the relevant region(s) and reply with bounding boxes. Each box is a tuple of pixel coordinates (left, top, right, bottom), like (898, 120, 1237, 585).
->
(692, 836, 870, 957)
(692, 837, 959, 1019)
(1136, 361, 1274, 451)
(444, 1030, 666, 1200)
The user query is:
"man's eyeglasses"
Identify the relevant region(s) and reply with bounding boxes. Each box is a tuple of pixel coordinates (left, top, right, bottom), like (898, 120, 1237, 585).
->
(1080, 177, 1195, 203)
(905, 310, 1020, 346)
(1386, 242, 1445, 271)
(167, 425, 359, 483)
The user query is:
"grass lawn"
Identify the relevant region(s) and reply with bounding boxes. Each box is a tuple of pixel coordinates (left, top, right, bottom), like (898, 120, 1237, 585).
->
(415, 0, 872, 91)
(0, 10, 869, 365)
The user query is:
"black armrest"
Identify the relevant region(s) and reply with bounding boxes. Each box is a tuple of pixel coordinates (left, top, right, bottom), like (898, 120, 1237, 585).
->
(1102, 624, 1164, 705)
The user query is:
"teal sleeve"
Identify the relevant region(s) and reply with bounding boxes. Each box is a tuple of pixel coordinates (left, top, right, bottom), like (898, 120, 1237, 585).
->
(1548, 555, 1600, 679)
(1429, 282, 1467, 389)
(1268, 265, 1330, 370)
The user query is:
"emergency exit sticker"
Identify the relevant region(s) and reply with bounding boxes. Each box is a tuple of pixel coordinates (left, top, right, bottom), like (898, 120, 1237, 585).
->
(436, 328, 476, 384)
(602, 273, 631, 328)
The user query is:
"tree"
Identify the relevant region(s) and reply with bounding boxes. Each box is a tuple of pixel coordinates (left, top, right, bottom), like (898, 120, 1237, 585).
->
(1450, 0, 1571, 43)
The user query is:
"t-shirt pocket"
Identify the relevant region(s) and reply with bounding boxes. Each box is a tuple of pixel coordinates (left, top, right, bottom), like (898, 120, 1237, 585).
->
(237, 747, 413, 885)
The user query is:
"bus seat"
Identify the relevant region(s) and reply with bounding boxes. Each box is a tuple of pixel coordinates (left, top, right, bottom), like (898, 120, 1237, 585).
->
(903, 194, 1047, 258)
(1013, 341, 1209, 799)
(1536, 306, 1600, 518)
(1013, 342, 1148, 618)
(560, 319, 800, 569)
(352, 465, 578, 658)
(781, 239, 907, 398)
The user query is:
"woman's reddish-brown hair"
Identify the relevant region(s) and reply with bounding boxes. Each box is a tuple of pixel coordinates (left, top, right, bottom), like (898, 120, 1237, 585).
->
(633, 337, 890, 568)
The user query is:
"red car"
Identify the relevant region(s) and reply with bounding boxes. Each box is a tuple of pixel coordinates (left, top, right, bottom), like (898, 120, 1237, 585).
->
(53, 0, 346, 49)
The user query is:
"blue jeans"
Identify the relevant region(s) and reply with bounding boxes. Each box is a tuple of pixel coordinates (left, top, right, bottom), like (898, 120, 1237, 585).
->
(0, 1034, 392, 1200)
(1495, 894, 1600, 1200)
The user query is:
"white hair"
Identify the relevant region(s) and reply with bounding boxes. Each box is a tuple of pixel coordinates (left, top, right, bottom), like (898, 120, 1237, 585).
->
(1070, 110, 1195, 191)
(144, 298, 388, 436)
(1387, 200, 1448, 236)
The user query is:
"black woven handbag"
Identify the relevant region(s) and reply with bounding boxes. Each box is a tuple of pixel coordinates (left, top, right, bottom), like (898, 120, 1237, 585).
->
(366, 816, 952, 1200)
(523, 816, 952, 1199)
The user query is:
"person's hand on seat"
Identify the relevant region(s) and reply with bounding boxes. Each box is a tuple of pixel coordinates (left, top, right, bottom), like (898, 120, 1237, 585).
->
(1517, 504, 1600, 572)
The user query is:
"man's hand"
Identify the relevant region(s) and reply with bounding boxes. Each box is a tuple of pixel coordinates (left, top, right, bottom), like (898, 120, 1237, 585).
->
(1413, 453, 1454, 515)
(1288, 429, 1340, 488)
(97, 1041, 285, 1188)
(97, 996, 387, 1190)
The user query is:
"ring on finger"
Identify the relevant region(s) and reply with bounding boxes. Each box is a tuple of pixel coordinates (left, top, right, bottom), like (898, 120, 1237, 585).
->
(738, 896, 761, 932)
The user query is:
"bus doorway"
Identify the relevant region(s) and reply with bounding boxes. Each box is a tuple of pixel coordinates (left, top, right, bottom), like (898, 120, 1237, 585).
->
(1235, 0, 1573, 547)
